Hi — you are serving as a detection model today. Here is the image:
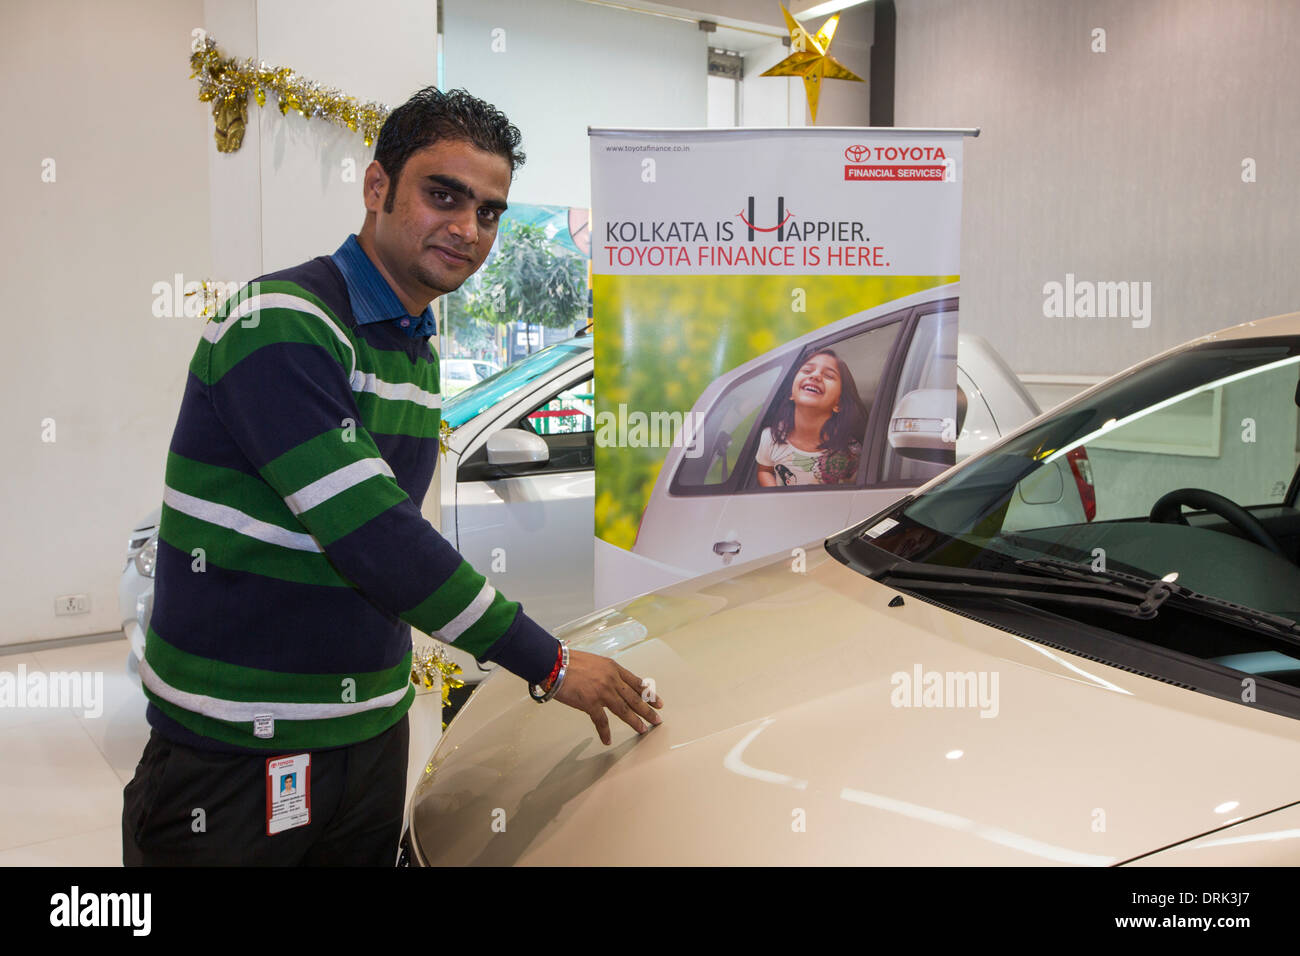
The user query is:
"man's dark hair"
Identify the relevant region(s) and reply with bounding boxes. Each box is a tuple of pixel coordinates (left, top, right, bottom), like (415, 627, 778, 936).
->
(373, 87, 525, 213)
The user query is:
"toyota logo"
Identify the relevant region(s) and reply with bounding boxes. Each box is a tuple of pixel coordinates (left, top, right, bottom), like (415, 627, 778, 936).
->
(844, 144, 869, 162)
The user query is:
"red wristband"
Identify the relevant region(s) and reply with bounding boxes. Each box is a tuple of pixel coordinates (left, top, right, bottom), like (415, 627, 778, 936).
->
(541, 644, 563, 691)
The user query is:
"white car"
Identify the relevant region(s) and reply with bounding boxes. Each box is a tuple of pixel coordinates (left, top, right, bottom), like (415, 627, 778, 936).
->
(120, 325, 1050, 687)
(434, 336, 598, 682)
(117, 513, 159, 668)
(405, 307, 1300, 867)
(603, 282, 1089, 603)
(440, 358, 501, 396)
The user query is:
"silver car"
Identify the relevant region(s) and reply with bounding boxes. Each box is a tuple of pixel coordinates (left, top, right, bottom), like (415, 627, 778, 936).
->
(406, 308, 1300, 866)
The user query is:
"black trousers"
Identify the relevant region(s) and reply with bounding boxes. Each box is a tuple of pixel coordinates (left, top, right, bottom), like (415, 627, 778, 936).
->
(122, 715, 408, 866)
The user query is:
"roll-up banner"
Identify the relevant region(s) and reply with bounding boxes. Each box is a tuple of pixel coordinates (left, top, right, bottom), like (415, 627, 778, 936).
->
(589, 127, 975, 608)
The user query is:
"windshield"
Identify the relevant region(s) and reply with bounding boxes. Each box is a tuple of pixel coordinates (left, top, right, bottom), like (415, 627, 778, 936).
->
(832, 335, 1300, 699)
(442, 341, 588, 428)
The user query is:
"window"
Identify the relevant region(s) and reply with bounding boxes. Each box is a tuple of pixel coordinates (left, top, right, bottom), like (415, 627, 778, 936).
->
(671, 317, 908, 495)
(707, 48, 743, 128)
(442, 342, 586, 428)
(1082, 360, 1300, 520)
(880, 308, 959, 484)
(673, 363, 784, 492)
(743, 319, 904, 490)
(525, 378, 594, 436)
(520, 375, 595, 472)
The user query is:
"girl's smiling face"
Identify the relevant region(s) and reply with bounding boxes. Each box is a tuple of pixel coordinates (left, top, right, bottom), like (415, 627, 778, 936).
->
(791, 352, 843, 413)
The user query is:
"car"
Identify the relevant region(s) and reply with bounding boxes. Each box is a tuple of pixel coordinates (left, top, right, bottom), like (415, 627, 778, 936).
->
(404, 308, 1300, 866)
(435, 336, 599, 667)
(119, 323, 1042, 688)
(609, 282, 1083, 603)
(440, 357, 502, 397)
(117, 512, 159, 670)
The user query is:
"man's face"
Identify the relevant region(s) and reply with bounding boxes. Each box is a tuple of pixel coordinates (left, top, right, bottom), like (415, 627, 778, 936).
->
(365, 138, 511, 300)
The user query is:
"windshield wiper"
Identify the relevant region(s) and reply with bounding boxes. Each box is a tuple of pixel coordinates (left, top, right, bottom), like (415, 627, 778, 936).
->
(875, 560, 1173, 618)
(1016, 556, 1300, 644)
(877, 556, 1300, 646)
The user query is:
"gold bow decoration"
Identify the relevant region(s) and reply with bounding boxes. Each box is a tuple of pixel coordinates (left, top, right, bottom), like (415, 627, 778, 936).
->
(761, 4, 865, 124)
(183, 279, 233, 319)
(211, 93, 248, 153)
(411, 642, 465, 730)
(190, 35, 391, 153)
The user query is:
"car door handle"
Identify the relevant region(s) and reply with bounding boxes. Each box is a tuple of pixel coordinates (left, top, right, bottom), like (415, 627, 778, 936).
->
(713, 540, 741, 556)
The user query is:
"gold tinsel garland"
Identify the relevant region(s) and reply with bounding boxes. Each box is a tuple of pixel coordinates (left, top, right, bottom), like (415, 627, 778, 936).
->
(190, 35, 391, 153)
(411, 642, 465, 730)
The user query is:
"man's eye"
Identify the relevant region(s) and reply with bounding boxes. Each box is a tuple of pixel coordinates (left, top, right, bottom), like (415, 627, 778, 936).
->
(479, 208, 501, 223)
(430, 190, 454, 204)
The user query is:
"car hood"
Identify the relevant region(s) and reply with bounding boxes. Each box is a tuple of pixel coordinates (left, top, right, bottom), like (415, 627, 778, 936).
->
(409, 546, 1300, 865)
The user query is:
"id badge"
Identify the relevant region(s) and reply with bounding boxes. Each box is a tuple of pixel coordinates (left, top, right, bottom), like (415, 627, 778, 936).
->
(266, 753, 311, 835)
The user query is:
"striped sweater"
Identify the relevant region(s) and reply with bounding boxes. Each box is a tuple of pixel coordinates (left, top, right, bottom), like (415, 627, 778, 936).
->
(143, 255, 559, 752)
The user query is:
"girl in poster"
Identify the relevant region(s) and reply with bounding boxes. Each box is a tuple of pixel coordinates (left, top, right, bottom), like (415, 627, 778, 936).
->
(756, 349, 869, 486)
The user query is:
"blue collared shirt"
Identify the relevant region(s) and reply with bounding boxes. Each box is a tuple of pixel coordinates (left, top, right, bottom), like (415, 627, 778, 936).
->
(330, 234, 437, 338)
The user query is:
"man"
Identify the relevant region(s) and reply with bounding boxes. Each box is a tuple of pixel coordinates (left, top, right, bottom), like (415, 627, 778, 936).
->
(122, 87, 663, 866)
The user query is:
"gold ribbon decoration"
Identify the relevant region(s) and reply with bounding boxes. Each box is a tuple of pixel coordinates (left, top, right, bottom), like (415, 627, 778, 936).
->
(183, 279, 233, 319)
(190, 35, 391, 153)
(410, 642, 466, 730)
(211, 93, 248, 153)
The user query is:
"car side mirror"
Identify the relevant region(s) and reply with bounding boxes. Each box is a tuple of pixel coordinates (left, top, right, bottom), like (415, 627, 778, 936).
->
(888, 388, 957, 463)
(486, 428, 550, 467)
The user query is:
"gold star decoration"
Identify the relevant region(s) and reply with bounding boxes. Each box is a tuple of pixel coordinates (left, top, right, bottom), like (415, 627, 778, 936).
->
(761, 4, 865, 124)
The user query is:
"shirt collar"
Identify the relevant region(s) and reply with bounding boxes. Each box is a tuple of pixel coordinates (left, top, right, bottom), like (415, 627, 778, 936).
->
(331, 234, 437, 338)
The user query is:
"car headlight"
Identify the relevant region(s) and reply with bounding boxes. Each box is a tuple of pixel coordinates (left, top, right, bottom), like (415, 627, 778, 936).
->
(134, 535, 158, 578)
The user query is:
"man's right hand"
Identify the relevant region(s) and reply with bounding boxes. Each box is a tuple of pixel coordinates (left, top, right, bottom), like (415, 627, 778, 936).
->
(553, 649, 665, 745)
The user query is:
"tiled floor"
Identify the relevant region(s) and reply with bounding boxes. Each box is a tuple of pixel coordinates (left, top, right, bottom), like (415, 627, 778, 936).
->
(0, 636, 442, 866)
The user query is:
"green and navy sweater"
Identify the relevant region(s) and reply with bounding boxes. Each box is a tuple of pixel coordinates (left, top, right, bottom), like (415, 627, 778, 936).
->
(143, 252, 559, 753)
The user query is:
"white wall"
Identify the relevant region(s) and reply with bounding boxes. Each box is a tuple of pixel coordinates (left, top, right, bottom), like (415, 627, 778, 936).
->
(0, 0, 212, 646)
(894, 0, 1300, 380)
(254, 0, 438, 271)
(202, 0, 439, 280)
(653, 0, 874, 127)
(742, 39, 807, 128)
(0, 0, 445, 646)
(443, 0, 709, 209)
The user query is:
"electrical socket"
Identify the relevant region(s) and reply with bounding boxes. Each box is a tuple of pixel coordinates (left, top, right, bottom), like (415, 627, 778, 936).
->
(54, 594, 90, 616)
